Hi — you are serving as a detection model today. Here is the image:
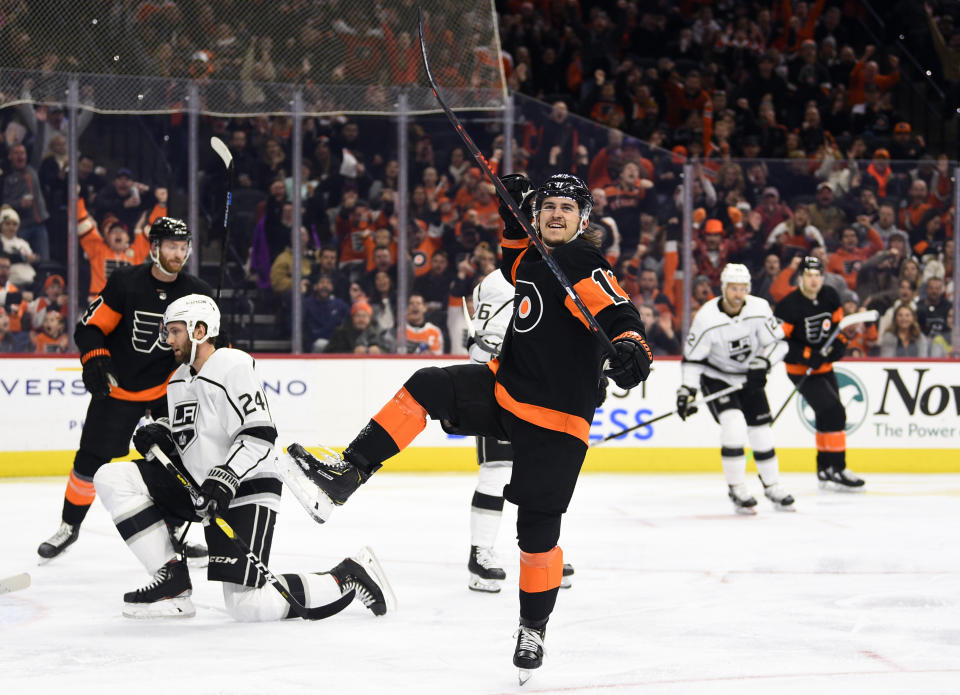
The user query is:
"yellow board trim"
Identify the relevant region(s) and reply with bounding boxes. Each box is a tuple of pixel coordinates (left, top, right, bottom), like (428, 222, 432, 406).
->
(2, 447, 959, 477)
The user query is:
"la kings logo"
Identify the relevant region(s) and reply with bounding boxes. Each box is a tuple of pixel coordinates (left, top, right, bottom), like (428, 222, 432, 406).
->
(171, 401, 198, 452)
(803, 312, 832, 344)
(727, 336, 752, 363)
(132, 311, 171, 353)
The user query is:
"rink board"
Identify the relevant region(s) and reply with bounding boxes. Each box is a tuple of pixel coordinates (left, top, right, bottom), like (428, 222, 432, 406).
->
(1, 355, 958, 476)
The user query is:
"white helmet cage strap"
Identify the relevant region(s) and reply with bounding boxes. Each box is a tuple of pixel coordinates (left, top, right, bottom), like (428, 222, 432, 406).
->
(720, 263, 752, 295)
(163, 294, 221, 365)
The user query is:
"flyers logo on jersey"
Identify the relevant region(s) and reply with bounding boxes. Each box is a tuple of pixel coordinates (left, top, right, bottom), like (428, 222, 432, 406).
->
(513, 281, 544, 333)
(803, 312, 832, 343)
(171, 400, 198, 451)
(132, 311, 171, 353)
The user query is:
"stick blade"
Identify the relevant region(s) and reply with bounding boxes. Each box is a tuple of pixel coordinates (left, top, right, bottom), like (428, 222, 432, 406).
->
(210, 136, 233, 169)
(0, 572, 31, 595)
(838, 309, 879, 330)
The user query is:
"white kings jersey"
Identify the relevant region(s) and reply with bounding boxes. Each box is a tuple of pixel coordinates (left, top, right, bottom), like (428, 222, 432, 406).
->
(469, 270, 515, 364)
(681, 295, 788, 389)
(166, 347, 281, 511)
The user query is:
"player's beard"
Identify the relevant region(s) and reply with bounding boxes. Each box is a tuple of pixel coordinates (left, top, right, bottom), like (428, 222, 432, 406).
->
(158, 253, 184, 275)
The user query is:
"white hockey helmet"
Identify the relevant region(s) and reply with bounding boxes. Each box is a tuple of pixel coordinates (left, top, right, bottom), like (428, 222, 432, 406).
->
(720, 263, 751, 295)
(163, 294, 220, 364)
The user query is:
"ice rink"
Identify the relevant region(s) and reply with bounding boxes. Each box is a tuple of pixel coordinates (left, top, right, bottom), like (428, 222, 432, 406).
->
(2, 472, 959, 695)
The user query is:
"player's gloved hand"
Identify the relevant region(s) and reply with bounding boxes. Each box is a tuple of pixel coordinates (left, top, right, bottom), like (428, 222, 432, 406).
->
(804, 346, 826, 370)
(822, 337, 846, 363)
(745, 355, 770, 388)
(81, 349, 117, 400)
(676, 385, 698, 420)
(596, 375, 609, 408)
(603, 332, 653, 389)
(133, 418, 177, 460)
(195, 466, 239, 523)
(499, 174, 534, 236)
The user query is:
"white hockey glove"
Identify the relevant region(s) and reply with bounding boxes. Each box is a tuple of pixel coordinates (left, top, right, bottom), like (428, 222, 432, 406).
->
(676, 385, 698, 420)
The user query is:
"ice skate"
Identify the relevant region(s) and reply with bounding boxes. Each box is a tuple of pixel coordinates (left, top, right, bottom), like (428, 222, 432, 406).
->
(330, 546, 396, 616)
(37, 522, 79, 563)
(168, 522, 208, 567)
(728, 483, 758, 514)
(560, 563, 574, 589)
(276, 443, 353, 522)
(761, 481, 796, 511)
(468, 545, 506, 593)
(514, 621, 546, 685)
(818, 466, 865, 492)
(122, 558, 195, 618)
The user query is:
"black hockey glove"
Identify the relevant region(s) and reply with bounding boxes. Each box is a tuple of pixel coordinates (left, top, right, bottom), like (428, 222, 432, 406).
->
(823, 337, 846, 363)
(745, 355, 770, 389)
(80, 349, 117, 400)
(499, 173, 534, 237)
(195, 465, 239, 522)
(596, 375, 610, 408)
(805, 347, 826, 370)
(133, 418, 178, 461)
(603, 332, 653, 390)
(676, 385, 698, 420)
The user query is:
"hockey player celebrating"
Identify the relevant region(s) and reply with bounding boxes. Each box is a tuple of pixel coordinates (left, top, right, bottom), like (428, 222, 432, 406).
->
(466, 268, 575, 593)
(677, 263, 794, 513)
(37, 218, 212, 562)
(93, 295, 394, 619)
(285, 172, 651, 682)
(774, 256, 865, 490)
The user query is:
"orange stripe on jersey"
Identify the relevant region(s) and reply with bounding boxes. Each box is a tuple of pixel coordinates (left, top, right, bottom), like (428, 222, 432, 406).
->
(563, 271, 630, 329)
(64, 470, 96, 505)
(109, 371, 173, 402)
(832, 307, 844, 323)
(785, 362, 833, 375)
(85, 298, 122, 335)
(487, 357, 499, 375)
(501, 237, 528, 250)
(815, 431, 846, 452)
(519, 547, 564, 593)
(510, 247, 529, 284)
(494, 382, 590, 444)
(371, 386, 428, 451)
(781, 321, 795, 338)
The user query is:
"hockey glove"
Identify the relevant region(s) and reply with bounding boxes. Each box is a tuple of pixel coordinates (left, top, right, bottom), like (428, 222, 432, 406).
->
(804, 346, 826, 370)
(745, 355, 770, 388)
(81, 349, 117, 400)
(195, 465, 239, 522)
(676, 385, 698, 420)
(499, 174, 534, 237)
(823, 337, 846, 363)
(603, 332, 653, 390)
(133, 418, 178, 461)
(596, 375, 610, 408)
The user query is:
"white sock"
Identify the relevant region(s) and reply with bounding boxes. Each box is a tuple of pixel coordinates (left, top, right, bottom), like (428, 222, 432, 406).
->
(222, 572, 342, 622)
(471, 463, 511, 548)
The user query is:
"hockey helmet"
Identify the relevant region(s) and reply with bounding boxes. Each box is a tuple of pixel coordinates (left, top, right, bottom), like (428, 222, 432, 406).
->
(720, 262, 751, 294)
(799, 255, 824, 274)
(533, 174, 594, 223)
(149, 216, 192, 276)
(163, 294, 220, 364)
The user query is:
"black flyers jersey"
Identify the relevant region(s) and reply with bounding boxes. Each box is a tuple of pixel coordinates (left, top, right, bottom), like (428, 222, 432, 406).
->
(773, 284, 844, 375)
(75, 263, 213, 400)
(495, 236, 645, 443)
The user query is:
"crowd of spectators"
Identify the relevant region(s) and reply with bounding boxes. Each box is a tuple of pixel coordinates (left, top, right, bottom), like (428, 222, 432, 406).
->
(0, 0, 957, 356)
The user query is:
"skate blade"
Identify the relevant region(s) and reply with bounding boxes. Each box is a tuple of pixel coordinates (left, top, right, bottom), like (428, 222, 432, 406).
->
(275, 451, 335, 523)
(122, 596, 196, 619)
(818, 481, 866, 493)
(518, 668, 533, 685)
(773, 503, 798, 512)
(733, 505, 758, 515)
(468, 574, 502, 593)
(353, 546, 397, 614)
(560, 576, 572, 589)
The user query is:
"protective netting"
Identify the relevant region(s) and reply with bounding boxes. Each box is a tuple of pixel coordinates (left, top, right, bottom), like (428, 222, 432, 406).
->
(0, 0, 506, 115)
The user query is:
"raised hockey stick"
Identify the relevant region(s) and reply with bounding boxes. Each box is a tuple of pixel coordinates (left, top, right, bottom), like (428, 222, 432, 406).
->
(148, 445, 355, 621)
(418, 10, 616, 359)
(770, 309, 879, 424)
(0, 572, 30, 595)
(210, 136, 234, 303)
(591, 383, 742, 447)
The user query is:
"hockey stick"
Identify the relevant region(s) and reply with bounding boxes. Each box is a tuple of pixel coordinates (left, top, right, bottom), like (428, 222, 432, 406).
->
(418, 10, 615, 359)
(210, 137, 234, 303)
(771, 309, 879, 423)
(0, 572, 30, 595)
(148, 445, 354, 621)
(591, 383, 742, 447)
(461, 297, 501, 356)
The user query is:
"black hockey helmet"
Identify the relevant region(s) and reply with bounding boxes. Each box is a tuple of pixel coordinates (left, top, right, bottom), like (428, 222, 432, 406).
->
(533, 174, 594, 221)
(799, 255, 823, 274)
(149, 216, 191, 243)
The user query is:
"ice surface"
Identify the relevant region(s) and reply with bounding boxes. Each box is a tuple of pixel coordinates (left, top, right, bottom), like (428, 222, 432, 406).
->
(2, 473, 959, 694)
